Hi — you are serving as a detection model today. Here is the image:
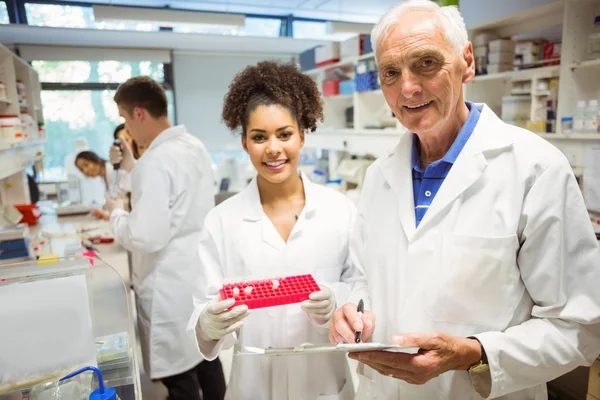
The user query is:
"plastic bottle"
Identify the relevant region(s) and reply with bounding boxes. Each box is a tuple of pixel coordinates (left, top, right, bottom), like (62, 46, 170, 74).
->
(573, 100, 586, 133)
(588, 16, 600, 60)
(584, 100, 599, 134)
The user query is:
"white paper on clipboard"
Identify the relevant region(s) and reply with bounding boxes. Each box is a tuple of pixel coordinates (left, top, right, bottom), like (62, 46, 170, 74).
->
(235, 342, 420, 357)
(0, 275, 97, 394)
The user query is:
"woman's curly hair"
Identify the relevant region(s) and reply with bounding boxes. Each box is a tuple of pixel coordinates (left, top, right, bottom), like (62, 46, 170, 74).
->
(222, 60, 324, 135)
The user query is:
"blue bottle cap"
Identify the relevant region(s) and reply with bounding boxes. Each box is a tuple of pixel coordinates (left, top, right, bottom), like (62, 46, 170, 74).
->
(90, 387, 117, 400)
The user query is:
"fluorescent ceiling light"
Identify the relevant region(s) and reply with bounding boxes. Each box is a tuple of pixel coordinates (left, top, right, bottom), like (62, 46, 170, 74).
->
(326, 21, 374, 35)
(93, 5, 245, 28)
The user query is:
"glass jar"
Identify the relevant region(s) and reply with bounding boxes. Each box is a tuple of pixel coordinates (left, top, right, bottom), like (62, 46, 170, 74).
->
(0, 114, 24, 144)
(561, 117, 573, 134)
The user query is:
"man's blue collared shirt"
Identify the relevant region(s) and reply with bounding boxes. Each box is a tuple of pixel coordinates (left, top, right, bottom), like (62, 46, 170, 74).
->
(412, 102, 482, 227)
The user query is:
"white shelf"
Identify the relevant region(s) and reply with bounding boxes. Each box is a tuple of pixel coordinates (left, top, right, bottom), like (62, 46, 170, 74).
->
(535, 91, 552, 96)
(538, 133, 600, 140)
(324, 94, 353, 100)
(306, 128, 402, 157)
(571, 59, 600, 70)
(472, 65, 561, 83)
(0, 98, 11, 105)
(0, 141, 46, 181)
(304, 52, 375, 75)
(472, 72, 511, 82)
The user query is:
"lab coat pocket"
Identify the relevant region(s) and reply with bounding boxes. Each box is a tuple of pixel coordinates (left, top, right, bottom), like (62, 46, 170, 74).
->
(425, 233, 521, 330)
(318, 379, 354, 400)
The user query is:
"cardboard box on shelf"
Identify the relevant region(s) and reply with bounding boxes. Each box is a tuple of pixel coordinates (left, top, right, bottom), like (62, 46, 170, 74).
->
(315, 43, 340, 67)
(543, 41, 561, 66)
(489, 39, 515, 53)
(487, 63, 513, 74)
(489, 52, 514, 64)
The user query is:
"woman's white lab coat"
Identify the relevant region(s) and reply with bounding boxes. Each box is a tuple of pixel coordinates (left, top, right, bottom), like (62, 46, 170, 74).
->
(190, 172, 366, 400)
(111, 125, 215, 379)
(351, 105, 600, 399)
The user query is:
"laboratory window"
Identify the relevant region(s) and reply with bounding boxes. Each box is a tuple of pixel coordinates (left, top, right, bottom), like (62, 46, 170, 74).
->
(31, 60, 174, 180)
(173, 16, 283, 37)
(24, 3, 160, 31)
(0, 1, 8, 24)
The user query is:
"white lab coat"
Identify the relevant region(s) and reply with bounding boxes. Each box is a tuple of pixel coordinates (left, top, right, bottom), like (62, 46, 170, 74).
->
(352, 104, 600, 399)
(190, 172, 366, 400)
(111, 125, 215, 379)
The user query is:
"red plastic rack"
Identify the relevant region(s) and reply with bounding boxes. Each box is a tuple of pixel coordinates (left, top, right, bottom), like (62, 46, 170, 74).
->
(220, 274, 321, 309)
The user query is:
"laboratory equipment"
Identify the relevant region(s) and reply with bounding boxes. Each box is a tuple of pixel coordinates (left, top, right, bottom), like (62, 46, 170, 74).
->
(561, 117, 573, 134)
(0, 256, 141, 400)
(14, 204, 42, 226)
(588, 16, 600, 60)
(110, 139, 122, 198)
(0, 114, 24, 144)
(574, 100, 587, 132)
(30, 366, 118, 400)
(584, 100, 599, 133)
(0, 224, 32, 264)
(336, 158, 373, 191)
(220, 274, 320, 309)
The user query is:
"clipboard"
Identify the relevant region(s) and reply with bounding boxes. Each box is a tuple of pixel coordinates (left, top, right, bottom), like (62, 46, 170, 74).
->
(235, 342, 420, 357)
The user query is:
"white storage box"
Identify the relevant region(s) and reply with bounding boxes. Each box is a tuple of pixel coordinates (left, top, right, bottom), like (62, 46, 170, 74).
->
(474, 46, 489, 57)
(340, 34, 368, 59)
(473, 33, 498, 47)
(488, 52, 514, 64)
(316, 43, 340, 67)
(489, 39, 515, 53)
(487, 63, 513, 74)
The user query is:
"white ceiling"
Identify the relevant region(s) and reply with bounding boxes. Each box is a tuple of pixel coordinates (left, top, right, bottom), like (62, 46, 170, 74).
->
(61, 0, 404, 23)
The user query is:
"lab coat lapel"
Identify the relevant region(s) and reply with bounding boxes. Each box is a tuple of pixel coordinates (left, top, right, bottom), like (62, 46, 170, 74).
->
(379, 132, 416, 241)
(416, 105, 514, 234)
(242, 176, 286, 251)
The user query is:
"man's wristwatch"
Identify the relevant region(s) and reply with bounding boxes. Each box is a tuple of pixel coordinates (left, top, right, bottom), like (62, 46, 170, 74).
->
(467, 336, 489, 373)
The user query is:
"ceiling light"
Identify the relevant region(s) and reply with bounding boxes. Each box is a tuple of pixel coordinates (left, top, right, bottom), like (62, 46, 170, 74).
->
(93, 5, 245, 29)
(325, 21, 374, 35)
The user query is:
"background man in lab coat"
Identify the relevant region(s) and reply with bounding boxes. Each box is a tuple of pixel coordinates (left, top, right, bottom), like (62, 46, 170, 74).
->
(330, 1, 600, 399)
(105, 76, 225, 400)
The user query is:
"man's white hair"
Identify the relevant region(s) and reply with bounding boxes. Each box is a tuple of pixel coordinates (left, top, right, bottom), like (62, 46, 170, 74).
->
(371, 0, 469, 58)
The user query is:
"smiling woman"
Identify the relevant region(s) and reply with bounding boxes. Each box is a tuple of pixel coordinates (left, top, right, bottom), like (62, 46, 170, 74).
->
(189, 60, 367, 399)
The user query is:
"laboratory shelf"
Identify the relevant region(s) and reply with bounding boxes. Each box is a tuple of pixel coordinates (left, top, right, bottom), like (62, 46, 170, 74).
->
(571, 59, 600, 70)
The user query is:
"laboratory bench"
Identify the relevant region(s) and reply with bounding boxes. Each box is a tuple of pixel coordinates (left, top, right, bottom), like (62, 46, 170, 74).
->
(0, 210, 140, 400)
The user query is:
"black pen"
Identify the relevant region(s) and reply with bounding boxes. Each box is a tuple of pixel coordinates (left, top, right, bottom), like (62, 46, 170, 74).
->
(355, 299, 364, 343)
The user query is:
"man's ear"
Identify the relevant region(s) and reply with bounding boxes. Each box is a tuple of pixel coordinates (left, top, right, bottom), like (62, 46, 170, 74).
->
(462, 42, 475, 84)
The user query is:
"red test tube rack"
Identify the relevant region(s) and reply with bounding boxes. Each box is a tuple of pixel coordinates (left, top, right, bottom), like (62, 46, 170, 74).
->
(220, 274, 321, 309)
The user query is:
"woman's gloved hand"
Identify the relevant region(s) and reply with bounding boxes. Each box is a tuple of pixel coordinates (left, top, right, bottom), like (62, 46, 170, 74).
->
(197, 298, 249, 341)
(301, 283, 336, 325)
(110, 139, 135, 172)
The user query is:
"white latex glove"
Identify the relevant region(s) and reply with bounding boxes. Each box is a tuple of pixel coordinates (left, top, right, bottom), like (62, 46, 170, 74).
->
(105, 195, 125, 214)
(109, 139, 135, 172)
(301, 283, 336, 325)
(197, 298, 249, 341)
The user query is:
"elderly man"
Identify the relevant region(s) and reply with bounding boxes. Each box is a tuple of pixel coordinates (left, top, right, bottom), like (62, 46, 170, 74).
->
(330, 1, 600, 399)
